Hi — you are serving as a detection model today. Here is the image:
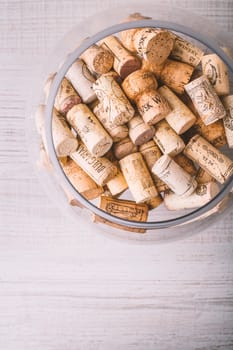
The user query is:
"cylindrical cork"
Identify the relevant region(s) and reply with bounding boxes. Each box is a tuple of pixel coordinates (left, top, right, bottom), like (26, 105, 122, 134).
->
(93, 196, 149, 233)
(158, 85, 196, 134)
(93, 102, 129, 142)
(152, 155, 197, 197)
(101, 36, 141, 79)
(196, 168, 215, 184)
(65, 59, 96, 103)
(164, 182, 219, 210)
(170, 35, 204, 67)
(93, 74, 135, 126)
(62, 158, 103, 200)
(139, 140, 169, 193)
(182, 116, 227, 149)
(201, 54, 230, 96)
(184, 75, 226, 125)
(113, 137, 138, 160)
(35, 104, 79, 157)
(222, 95, 233, 148)
(174, 153, 197, 177)
(141, 59, 166, 79)
(160, 59, 194, 95)
(67, 104, 112, 157)
(133, 28, 174, 65)
(71, 143, 118, 186)
(122, 69, 158, 100)
(136, 89, 172, 125)
(119, 13, 152, 52)
(128, 115, 155, 146)
(153, 120, 185, 157)
(119, 152, 159, 203)
(145, 195, 163, 210)
(44, 75, 81, 115)
(184, 135, 233, 184)
(102, 70, 122, 84)
(106, 165, 128, 196)
(80, 44, 114, 74)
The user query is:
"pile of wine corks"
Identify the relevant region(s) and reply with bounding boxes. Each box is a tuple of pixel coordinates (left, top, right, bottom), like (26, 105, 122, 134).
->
(36, 13, 233, 233)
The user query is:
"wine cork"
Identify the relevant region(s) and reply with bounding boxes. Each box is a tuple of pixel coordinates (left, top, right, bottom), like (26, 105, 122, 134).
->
(141, 59, 166, 79)
(93, 102, 129, 142)
(70, 143, 118, 186)
(184, 75, 226, 125)
(136, 89, 172, 125)
(158, 85, 196, 134)
(93, 75, 135, 126)
(160, 59, 194, 94)
(153, 120, 185, 157)
(145, 195, 163, 210)
(106, 165, 128, 196)
(182, 116, 227, 148)
(201, 54, 230, 96)
(152, 155, 197, 197)
(128, 115, 155, 146)
(133, 28, 174, 65)
(184, 135, 233, 184)
(120, 13, 152, 52)
(35, 104, 79, 157)
(119, 152, 159, 203)
(222, 95, 233, 148)
(164, 182, 219, 211)
(65, 59, 96, 103)
(44, 75, 81, 115)
(80, 44, 114, 74)
(67, 104, 112, 157)
(62, 158, 103, 200)
(102, 70, 122, 84)
(113, 137, 138, 160)
(174, 153, 197, 177)
(170, 35, 204, 67)
(196, 168, 215, 184)
(122, 69, 158, 100)
(139, 140, 169, 193)
(101, 36, 141, 79)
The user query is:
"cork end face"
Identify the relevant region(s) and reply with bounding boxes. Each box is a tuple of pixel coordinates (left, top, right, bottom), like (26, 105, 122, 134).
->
(133, 127, 155, 146)
(91, 138, 113, 158)
(152, 154, 171, 176)
(56, 138, 79, 157)
(118, 57, 142, 79)
(145, 31, 174, 65)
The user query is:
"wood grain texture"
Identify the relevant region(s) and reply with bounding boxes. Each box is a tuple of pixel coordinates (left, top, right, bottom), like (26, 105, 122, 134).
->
(0, 1, 233, 349)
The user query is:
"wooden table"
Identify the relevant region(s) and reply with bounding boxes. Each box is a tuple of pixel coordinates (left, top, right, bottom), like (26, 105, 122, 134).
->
(1, 1, 233, 349)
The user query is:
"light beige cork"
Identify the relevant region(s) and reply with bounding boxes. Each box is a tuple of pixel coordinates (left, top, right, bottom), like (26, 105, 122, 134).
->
(62, 158, 103, 200)
(153, 120, 185, 157)
(106, 164, 128, 196)
(65, 58, 96, 103)
(67, 104, 112, 158)
(119, 152, 159, 203)
(152, 155, 197, 197)
(44, 75, 81, 115)
(113, 137, 138, 160)
(93, 74, 135, 126)
(93, 102, 129, 142)
(170, 35, 204, 67)
(80, 44, 114, 74)
(139, 140, 169, 193)
(141, 59, 166, 79)
(70, 143, 118, 186)
(222, 95, 233, 148)
(136, 89, 172, 125)
(184, 75, 226, 125)
(201, 54, 230, 96)
(158, 85, 196, 134)
(122, 69, 158, 100)
(160, 59, 194, 94)
(184, 135, 233, 184)
(164, 182, 219, 211)
(128, 115, 155, 146)
(101, 36, 141, 79)
(133, 28, 174, 65)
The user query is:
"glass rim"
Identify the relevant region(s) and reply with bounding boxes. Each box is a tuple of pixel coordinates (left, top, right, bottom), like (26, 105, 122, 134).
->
(45, 18, 233, 230)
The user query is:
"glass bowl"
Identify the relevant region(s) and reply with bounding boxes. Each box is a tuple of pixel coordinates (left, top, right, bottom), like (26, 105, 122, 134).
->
(27, 4, 233, 242)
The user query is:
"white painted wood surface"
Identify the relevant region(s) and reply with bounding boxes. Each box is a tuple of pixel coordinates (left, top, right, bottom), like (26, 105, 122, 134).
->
(0, 1, 233, 349)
